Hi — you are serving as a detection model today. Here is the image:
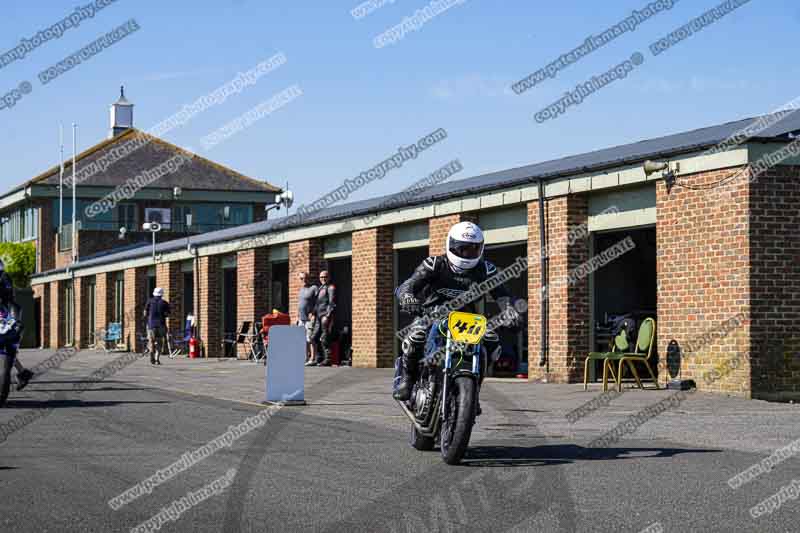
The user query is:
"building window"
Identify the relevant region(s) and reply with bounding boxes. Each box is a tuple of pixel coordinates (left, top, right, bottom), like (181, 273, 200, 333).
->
(144, 208, 171, 229)
(116, 204, 138, 231)
(173, 205, 193, 233)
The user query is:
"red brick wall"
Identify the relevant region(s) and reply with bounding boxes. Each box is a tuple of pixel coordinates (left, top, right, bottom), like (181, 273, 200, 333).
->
(198, 255, 221, 357)
(748, 165, 800, 400)
(236, 248, 269, 358)
(36, 201, 54, 274)
(156, 262, 184, 341)
(527, 195, 590, 383)
(657, 167, 751, 396)
(288, 240, 324, 323)
(352, 227, 394, 368)
(124, 267, 148, 352)
(95, 272, 114, 342)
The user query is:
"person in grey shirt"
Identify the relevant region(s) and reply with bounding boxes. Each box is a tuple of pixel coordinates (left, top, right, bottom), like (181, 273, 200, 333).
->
(307, 270, 336, 367)
(296, 272, 318, 363)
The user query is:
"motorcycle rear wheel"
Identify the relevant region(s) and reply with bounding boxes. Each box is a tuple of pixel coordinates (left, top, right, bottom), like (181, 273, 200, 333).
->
(440, 376, 476, 465)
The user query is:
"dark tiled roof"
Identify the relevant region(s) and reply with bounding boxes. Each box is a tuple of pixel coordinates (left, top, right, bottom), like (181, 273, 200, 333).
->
(8, 129, 280, 195)
(34, 111, 800, 278)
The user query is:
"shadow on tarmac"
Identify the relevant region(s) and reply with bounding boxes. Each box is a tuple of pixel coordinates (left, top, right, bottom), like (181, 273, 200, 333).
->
(463, 443, 719, 467)
(3, 399, 169, 409)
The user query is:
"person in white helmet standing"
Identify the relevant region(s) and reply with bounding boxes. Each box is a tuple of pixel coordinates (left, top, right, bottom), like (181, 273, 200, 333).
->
(393, 221, 523, 404)
(144, 287, 171, 365)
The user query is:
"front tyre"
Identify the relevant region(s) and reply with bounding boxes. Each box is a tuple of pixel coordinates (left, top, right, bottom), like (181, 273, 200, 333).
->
(440, 376, 477, 465)
(410, 424, 435, 451)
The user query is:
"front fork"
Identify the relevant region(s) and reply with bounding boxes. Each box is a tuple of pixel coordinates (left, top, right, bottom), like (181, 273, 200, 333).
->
(441, 335, 481, 422)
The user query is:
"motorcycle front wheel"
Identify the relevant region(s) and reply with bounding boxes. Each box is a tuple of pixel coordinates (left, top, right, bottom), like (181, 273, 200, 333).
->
(440, 376, 476, 465)
(0, 353, 13, 407)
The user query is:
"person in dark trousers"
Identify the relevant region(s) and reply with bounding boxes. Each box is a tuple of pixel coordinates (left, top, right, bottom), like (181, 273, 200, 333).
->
(306, 270, 335, 367)
(0, 259, 32, 391)
(144, 287, 171, 365)
(296, 272, 318, 364)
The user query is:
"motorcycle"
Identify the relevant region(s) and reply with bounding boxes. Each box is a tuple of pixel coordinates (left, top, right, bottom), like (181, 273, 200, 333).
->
(396, 310, 487, 465)
(0, 314, 21, 407)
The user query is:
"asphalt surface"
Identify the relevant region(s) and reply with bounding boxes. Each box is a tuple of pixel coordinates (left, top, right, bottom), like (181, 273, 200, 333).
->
(1, 349, 799, 532)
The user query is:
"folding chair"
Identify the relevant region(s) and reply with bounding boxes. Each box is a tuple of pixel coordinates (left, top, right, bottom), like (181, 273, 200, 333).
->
(168, 318, 194, 358)
(222, 321, 251, 358)
(584, 328, 626, 391)
(103, 323, 123, 353)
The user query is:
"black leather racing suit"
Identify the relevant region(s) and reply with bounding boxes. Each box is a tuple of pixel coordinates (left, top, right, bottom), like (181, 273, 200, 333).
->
(0, 274, 24, 404)
(394, 255, 520, 396)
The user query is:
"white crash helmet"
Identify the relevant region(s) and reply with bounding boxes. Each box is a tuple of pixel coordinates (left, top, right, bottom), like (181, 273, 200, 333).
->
(446, 221, 484, 272)
(153, 287, 164, 297)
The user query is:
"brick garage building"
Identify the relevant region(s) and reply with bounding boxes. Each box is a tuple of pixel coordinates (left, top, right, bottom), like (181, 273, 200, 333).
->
(30, 113, 800, 401)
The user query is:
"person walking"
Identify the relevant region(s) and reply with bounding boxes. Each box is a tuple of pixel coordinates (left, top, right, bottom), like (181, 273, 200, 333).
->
(307, 270, 335, 367)
(144, 287, 171, 365)
(296, 272, 318, 364)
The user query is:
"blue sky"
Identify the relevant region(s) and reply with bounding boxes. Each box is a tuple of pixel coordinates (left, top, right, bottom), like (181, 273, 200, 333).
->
(0, 0, 797, 213)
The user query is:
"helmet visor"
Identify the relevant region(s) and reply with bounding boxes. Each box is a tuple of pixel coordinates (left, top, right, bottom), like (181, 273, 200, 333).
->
(449, 239, 483, 259)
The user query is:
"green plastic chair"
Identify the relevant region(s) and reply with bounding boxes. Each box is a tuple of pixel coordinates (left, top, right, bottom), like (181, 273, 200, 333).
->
(584, 328, 628, 391)
(603, 317, 658, 392)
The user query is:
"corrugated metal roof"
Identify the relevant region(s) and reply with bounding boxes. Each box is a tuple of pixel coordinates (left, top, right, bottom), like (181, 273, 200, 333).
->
(34, 111, 800, 278)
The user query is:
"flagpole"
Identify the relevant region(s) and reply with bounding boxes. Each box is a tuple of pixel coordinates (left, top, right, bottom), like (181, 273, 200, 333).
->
(72, 123, 77, 264)
(59, 124, 64, 232)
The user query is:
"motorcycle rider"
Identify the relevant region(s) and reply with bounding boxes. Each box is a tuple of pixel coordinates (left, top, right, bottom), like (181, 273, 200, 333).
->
(393, 221, 522, 402)
(0, 259, 32, 391)
(0, 290, 25, 404)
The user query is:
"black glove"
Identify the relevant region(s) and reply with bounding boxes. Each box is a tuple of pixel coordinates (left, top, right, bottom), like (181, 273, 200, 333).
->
(399, 294, 422, 315)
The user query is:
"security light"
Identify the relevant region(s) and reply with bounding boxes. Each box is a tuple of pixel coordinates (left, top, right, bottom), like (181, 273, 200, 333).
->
(643, 160, 677, 193)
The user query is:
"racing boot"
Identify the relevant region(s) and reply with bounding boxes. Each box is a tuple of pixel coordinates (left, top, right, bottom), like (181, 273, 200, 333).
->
(393, 354, 418, 401)
(16, 368, 33, 391)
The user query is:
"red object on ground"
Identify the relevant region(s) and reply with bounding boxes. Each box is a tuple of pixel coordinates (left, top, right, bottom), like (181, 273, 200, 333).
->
(189, 337, 198, 359)
(261, 311, 291, 346)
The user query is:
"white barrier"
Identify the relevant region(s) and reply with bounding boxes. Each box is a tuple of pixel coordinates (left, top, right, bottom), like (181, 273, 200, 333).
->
(264, 325, 306, 405)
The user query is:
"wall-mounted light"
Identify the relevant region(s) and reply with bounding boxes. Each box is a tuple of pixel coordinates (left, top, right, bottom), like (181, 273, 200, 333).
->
(264, 190, 294, 217)
(643, 160, 679, 193)
(142, 221, 162, 263)
(173, 186, 182, 198)
(118, 227, 127, 240)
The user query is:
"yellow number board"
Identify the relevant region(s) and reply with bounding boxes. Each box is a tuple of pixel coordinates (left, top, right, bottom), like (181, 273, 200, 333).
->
(447, 312, 487, 345)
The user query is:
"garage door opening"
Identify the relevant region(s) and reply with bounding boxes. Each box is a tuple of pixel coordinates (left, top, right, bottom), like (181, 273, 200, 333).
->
(590, 226, 657, 378)
(325, 257, 352, 336)
(483, 242, 528, 378)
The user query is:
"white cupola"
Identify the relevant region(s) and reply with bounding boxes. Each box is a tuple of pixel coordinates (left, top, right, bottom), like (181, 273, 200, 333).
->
(109, 85, 133, 138)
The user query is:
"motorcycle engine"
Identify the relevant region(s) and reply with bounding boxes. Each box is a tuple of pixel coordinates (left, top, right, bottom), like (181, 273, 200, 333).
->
(413, 375, 436, 424)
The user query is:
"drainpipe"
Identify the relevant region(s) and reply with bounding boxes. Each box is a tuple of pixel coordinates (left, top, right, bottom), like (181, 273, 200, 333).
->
(537, 180, 549, 372)
(191, 244, 201, 356)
